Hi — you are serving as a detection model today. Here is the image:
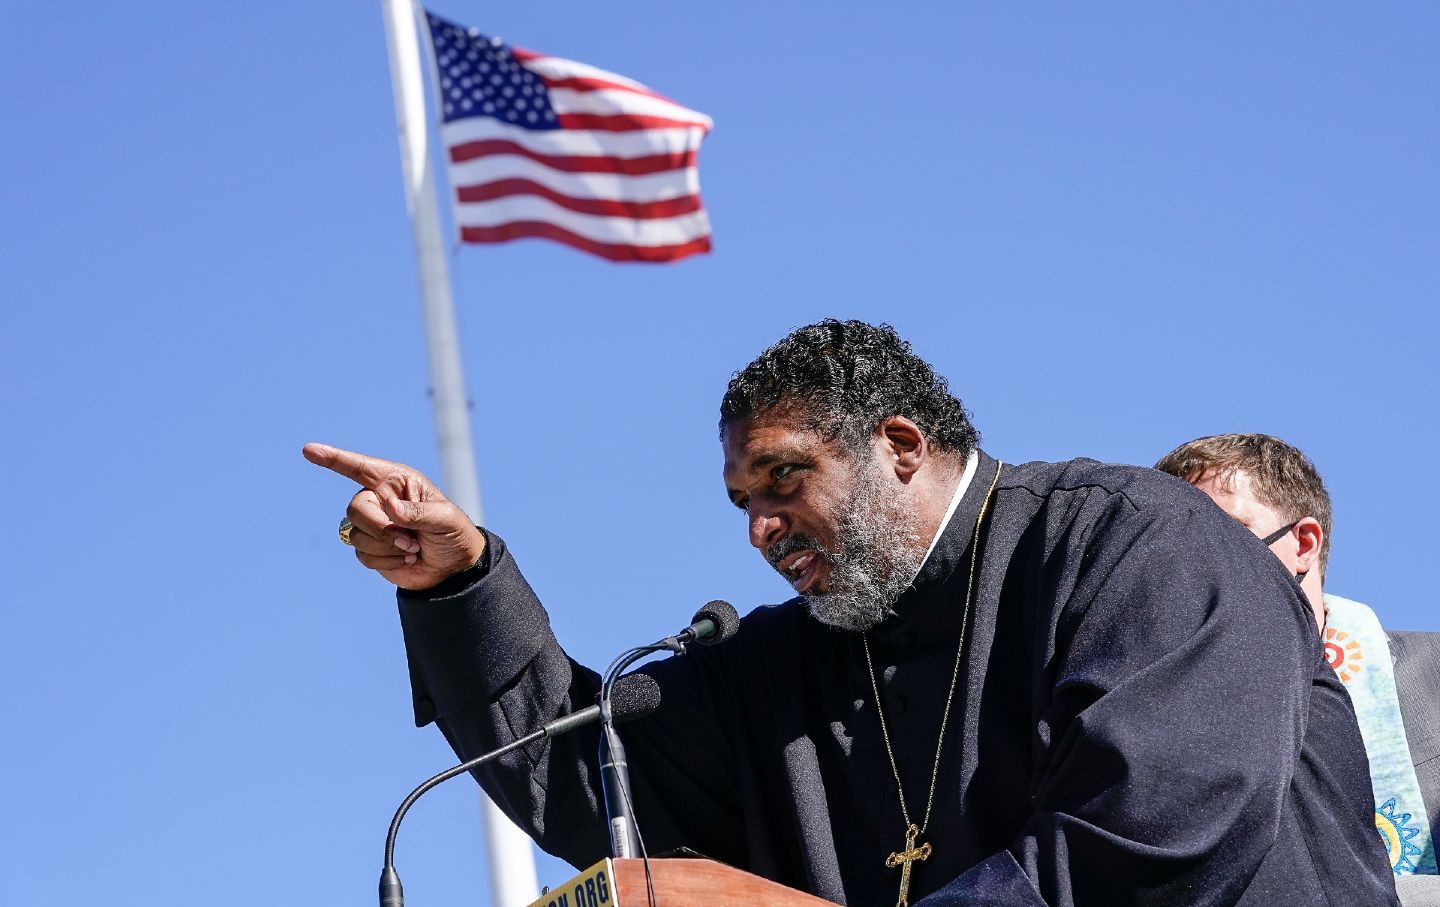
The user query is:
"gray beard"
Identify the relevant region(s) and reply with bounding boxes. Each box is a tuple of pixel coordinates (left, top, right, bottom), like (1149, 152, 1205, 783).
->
(797, 468, 927, 633)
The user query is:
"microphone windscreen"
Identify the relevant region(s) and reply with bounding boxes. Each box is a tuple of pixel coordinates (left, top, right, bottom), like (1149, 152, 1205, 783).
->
(610, 672, 662, 722)
(692, 599, 741, 645)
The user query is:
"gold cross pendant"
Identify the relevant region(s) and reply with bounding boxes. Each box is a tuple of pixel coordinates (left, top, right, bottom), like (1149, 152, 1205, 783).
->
(884, 823, 933, 907)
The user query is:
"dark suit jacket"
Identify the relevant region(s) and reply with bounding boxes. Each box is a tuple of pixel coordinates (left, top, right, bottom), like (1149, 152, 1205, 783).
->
(1392, 630, 1440, 906)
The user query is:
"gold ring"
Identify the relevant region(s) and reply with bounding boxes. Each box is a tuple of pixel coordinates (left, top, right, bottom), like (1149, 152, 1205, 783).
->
(339, 517, 355, 547)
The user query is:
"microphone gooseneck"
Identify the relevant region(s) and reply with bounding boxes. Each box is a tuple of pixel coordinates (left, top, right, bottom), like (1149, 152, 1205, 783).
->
(377, 602, 739, 905)
(599, 651, 656, 859)
(598, 600, 739, 858)
(379, 672, 660, 907)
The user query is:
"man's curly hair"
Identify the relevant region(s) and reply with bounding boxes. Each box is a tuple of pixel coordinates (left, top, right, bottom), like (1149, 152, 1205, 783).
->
(719, 320, 980, 457)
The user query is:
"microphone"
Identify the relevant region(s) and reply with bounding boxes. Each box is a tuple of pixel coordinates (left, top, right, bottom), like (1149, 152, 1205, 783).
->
(599, 600, 740, 858)
(657, 600, 742, 652)
(544, 673, 661, 737)
(380, 673, 660, 907)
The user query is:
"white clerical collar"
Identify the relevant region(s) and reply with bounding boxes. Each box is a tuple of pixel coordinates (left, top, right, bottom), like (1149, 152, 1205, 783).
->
(922, 449, 980, 565)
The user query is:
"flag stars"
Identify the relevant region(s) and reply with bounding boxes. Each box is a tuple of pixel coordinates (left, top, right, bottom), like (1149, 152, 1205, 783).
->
(425, 14, 559, 130)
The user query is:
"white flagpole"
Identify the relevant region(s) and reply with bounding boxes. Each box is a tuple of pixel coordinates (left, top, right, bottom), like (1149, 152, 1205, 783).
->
(379, 1, 541, 904)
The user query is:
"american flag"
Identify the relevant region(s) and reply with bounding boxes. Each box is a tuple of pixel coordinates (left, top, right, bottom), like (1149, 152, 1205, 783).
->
(424, 12, 714, 263)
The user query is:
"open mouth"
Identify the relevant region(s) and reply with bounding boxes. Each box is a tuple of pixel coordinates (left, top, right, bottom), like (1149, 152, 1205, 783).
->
(777, 549, 822, 594)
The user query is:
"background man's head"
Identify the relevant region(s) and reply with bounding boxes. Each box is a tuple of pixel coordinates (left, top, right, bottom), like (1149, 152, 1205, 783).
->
(719, 320, 979, 631)
(1155, 433, 1331, 628)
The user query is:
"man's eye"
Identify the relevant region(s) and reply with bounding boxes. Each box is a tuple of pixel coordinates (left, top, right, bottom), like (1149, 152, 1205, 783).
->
(773, 464, 800, 481)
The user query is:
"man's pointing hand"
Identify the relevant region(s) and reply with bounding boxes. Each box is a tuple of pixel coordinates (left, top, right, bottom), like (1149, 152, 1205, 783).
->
(303, 442, 486, 591)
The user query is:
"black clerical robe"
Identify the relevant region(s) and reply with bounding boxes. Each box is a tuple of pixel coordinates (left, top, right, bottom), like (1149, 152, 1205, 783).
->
(397, 452, 1397, 906)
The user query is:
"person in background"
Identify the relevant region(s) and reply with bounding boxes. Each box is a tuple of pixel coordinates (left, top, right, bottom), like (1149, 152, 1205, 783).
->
(1157, 433, 1439, 903)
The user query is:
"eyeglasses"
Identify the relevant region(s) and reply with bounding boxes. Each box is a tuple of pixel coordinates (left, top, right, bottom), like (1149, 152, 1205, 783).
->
(1259, 521, 1298, 546)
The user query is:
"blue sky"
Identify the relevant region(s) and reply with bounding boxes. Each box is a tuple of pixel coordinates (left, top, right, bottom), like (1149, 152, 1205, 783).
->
(1, 3, 1435, 904)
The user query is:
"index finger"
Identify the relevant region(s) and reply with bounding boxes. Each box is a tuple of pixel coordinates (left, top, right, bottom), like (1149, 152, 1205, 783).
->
(303, 442, 408, 489)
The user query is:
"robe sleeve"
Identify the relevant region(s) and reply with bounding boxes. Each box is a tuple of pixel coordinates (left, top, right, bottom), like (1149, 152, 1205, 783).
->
(395, 529, 748, 871)
(919, 501, 1360, 906)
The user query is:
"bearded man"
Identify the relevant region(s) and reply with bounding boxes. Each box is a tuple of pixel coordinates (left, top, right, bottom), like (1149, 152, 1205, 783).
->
(307, 321, 1395, 906)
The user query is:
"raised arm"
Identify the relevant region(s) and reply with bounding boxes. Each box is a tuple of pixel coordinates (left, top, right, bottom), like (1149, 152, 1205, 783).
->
(304, 443, 747, 870)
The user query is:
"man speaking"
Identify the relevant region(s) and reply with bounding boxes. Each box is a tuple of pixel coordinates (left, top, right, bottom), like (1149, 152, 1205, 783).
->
(307, 320, 1395, 905)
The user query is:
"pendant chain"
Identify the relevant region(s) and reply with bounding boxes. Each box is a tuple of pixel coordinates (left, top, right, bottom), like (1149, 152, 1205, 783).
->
(862, 459, 1003, 838)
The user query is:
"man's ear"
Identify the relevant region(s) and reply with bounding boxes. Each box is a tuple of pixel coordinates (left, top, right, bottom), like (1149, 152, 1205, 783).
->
(1294, 517, 1324, 575)
(877, 416, 926, 482)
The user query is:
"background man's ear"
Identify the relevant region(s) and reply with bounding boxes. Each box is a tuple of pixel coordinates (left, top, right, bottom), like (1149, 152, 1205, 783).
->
(1295, 517, 1324, 575)
(877, 416, 926, 481)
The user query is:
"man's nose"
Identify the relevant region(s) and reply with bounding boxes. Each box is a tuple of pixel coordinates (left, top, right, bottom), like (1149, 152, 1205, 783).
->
(748, 508, 787, 552)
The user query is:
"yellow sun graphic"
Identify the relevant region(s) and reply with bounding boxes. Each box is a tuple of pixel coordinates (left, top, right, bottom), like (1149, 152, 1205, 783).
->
(1376, 798, 1424, 874)
(1323, 627, 1365, 683)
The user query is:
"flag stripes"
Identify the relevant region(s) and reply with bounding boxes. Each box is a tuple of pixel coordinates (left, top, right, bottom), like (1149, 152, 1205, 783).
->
(455, 179, 705, 219)
(448, 155, 699, 204)
(425, 12, 713, 262)
(459, 223, 713, 263)
(443, 117, 701, 159)
(448, 139, 697, 177)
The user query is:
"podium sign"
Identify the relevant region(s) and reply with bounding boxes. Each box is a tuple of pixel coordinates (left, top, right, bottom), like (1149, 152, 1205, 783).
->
(525, 858, 838, 907)
(526, 859, 615, 907)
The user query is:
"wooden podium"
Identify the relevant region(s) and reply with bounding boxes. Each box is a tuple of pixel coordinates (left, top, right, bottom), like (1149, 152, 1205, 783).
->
(523, 857, 838, 907)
